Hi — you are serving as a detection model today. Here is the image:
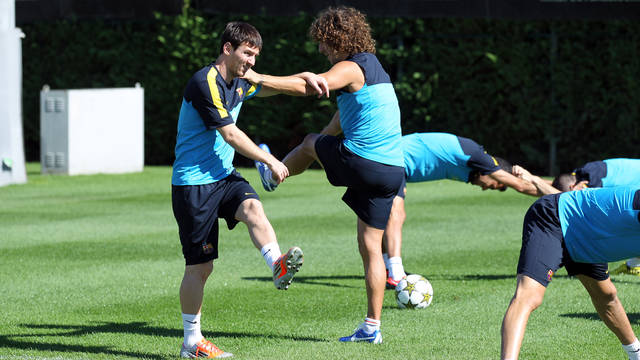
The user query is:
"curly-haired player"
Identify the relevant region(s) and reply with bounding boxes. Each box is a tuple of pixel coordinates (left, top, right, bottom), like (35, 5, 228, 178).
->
(247, 6, 404, 343)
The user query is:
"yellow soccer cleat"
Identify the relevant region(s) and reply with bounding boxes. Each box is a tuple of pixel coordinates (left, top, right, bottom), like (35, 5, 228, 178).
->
(611, 263, 640, 276)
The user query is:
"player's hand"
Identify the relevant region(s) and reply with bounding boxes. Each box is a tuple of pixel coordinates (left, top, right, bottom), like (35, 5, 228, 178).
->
(512, 165, 533, 182)
(572, 180, 589, 190)
(299, 72, 329, 98)
(243, 68, 261, 84)
(267, 159, 289, 184)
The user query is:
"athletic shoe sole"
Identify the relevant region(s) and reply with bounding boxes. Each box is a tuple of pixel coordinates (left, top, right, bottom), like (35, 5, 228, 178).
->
(273, 247, 304, 290)
(255, 144, 276, 192)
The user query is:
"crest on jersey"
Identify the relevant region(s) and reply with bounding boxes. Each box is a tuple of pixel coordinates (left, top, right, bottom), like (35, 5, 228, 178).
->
(202, 242, 214, 255)
(236, 88, 244, 98)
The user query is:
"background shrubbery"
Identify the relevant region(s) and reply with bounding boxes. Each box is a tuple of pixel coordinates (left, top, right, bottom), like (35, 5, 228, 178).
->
(21, 3, 640, 174)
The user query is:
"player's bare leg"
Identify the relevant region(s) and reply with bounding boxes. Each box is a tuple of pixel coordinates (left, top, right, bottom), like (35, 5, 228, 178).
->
(281, 133, 321, 176)
(501, 274, 546, 360)
(578, 275, 640, 359)
(235, 198, 303, 290)
(382, 195, 407, 288)
(357, 218, 386, 321)
(255, 133, 321, 191)
(179, 261, 232, 358)
(339, 218, 385, 344)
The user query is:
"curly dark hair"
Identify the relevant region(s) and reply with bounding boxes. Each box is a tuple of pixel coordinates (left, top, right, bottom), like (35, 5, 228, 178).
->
(309, 6, 376, 56)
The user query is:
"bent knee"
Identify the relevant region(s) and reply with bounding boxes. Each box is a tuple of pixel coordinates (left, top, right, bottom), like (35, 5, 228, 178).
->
(186, 261, 214, 280)
(301, 134, 320, 155)
(237, 199, 267, 223)
(512, 292, 544, 310)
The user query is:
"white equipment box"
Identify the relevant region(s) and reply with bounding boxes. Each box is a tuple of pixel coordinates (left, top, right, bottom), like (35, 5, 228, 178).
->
(40, 85, 144, 175)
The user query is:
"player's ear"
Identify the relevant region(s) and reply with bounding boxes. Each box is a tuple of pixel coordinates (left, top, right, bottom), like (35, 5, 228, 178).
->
(222, 42, 234, 55)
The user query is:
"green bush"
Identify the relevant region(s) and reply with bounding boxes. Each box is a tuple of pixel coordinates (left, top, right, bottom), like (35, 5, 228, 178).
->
(21, 4, 640, 173)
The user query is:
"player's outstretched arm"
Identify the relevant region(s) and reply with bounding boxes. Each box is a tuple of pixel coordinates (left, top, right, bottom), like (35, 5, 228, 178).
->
(245, 59, 363, 98)
(490, 169, 539, 196)
(243, 69, 329, 98)
(217, 123, 289, 184)
(512, 165, 561, 196)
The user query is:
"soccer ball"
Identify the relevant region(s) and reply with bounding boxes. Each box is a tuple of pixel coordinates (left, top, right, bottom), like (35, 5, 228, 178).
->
(395, 274, 433, 309)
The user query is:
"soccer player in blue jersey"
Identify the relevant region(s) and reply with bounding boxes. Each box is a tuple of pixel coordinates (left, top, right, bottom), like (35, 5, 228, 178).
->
(248, 6, 404, 344)
(382, 132, 540, 288)
(172, 21, 328, 358)
(514, 159, 640, 276)
(561, 158, 640, 190)
(501, 186, 640, 360)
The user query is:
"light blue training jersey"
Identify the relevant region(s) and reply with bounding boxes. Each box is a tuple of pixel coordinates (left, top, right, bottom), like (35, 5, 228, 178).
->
(559, 186, 640, 263)
(602, 159, 640, 187)
(172, 64, 260, 185)
(402, 132, 500, 183)
(337, 52, 403, 167)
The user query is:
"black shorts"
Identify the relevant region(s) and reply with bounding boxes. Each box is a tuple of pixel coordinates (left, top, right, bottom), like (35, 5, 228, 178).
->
(172, 171, 260, 265)
(315, 135, 405, 230)
(397, 176, 407, 199)
(517, 194, 609, 287)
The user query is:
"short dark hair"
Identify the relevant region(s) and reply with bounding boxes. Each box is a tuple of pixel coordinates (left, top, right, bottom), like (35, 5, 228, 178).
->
(552, 173, 576, 192)
(469, 156, 512, 191)
(220, 22, 262, 54)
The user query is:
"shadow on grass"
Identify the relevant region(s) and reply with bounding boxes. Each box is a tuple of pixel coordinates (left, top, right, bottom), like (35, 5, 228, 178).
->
(242, 275, 363, 288)
(427, 274, 581, 281)
(0, 321, 326, 359)
(243, 273, 523, 288)
(428, 274, 514, 281)
(560, 312, 640, 324)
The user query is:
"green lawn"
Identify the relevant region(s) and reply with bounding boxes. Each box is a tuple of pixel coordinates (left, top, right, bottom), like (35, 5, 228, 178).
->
(1, 164, 638, 359)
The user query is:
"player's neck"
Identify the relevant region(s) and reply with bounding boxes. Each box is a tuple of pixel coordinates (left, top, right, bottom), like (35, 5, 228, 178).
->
(213, 59, 235, 84)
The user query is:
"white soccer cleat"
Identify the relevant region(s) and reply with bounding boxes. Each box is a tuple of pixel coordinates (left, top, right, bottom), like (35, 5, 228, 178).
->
(254, 143, 278, 192)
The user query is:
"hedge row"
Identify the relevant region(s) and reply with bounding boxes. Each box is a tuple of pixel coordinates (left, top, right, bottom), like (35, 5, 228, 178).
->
(21, 4, 640, 174)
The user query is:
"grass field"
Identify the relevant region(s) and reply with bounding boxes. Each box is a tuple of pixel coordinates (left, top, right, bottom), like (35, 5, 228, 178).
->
(1, 164, 639, 359)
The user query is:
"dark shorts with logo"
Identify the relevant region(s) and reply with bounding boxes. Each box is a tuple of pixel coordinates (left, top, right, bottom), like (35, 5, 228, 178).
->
(517, 194, 609, 287)
(172, 170, 260, 265)
(315, 135, 405, 230)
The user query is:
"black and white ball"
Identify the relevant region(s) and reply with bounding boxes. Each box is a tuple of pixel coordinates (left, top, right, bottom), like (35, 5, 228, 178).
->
(395, 274, 433, 309)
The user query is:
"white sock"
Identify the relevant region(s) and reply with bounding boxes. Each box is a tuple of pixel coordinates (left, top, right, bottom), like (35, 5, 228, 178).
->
(627, 258, 640, 268)
(382, 253, 390, 271)
(388, 256, 406, 281)
(182, 313, 203, 347)
(362, 317, 380, 333)
(261, 242, 282, 271)
(623, 338, 640, 360)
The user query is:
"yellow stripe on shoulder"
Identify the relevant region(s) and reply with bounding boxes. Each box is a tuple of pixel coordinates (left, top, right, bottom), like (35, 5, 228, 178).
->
(206, 67, 228, 119)
(247, 84, 258, 97)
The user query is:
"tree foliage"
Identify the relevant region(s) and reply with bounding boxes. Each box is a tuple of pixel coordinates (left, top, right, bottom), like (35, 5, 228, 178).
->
(21, 5, 640, 173)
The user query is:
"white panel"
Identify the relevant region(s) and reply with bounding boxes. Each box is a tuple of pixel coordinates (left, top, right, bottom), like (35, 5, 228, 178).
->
(0, 25, 27, 187)
(0, 0, 15, 31)
(66, 87, 144, 175)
